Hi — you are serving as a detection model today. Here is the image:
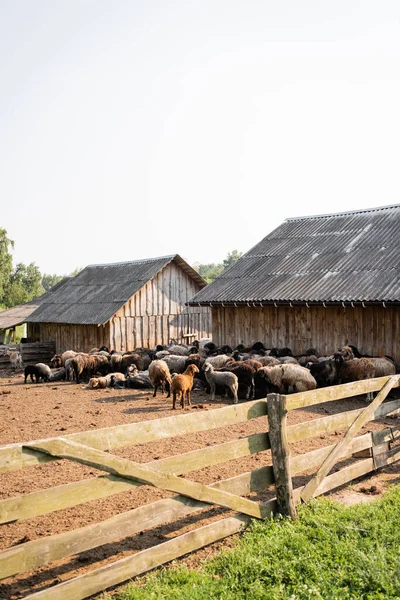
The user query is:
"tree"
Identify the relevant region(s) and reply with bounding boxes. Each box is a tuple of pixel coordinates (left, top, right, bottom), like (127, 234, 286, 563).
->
(223, 249, 243, 270)
(5, 263, 44, 307)
(194, 249, 243, 284)
(42, 273, 64, 291)
(0, 229, 14, 307)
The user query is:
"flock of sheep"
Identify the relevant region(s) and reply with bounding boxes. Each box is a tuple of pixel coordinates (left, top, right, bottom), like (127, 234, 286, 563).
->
(14, 338, 399, 408)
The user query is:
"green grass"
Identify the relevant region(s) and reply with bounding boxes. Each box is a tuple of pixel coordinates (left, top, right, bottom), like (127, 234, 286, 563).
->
(103, 486, 400, 600)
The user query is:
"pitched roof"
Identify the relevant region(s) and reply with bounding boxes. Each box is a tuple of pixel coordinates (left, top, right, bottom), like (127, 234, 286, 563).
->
(0, 278, 71, 330)
(188, 204, 400, 306)
(26, 255, 206, 325)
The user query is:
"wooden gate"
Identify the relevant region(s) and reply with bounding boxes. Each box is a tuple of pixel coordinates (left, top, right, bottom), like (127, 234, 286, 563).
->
(268, 374, 400, 519)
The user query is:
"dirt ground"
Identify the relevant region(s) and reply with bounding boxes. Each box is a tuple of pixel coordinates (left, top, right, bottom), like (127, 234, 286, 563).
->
(0, 368, 399, 599)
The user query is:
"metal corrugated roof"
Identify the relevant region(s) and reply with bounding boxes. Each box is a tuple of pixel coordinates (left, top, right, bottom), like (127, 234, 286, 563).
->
(188, 204, 400, 306)
(26, 255, 206, 325)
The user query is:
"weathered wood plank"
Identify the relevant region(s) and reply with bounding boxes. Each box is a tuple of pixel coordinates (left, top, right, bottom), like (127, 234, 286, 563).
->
(267, 394, 296, 519)
(300, 375, 399, 502)
(0, 464, 274, 580)
(24, 439, 269, 519)
(287, 397, 400, 444)
(0, 399, 268, 473)
(0, 433, 270, 524)
(286, 375, 400, 411)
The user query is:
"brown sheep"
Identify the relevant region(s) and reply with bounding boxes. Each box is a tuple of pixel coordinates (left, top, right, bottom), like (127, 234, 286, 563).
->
(171, 364, 199, 409)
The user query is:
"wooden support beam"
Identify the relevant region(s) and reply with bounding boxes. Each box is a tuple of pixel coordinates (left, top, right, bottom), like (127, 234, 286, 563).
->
(267, 394, 296, 519)
(24, 438, 269, 520)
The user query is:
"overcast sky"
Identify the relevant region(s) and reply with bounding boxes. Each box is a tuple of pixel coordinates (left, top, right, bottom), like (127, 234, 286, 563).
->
(1, 1, 399, 276)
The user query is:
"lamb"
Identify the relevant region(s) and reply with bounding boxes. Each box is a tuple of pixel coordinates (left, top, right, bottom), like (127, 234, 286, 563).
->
(170, 364, 199, 409)
(220, 362, 256, 400)
(261, 364, 317, 394)
(4, 349, 23, 370)
(148, 360, 172, 397)
(60, 350, 77, 365)
(203, 363, 239, 404)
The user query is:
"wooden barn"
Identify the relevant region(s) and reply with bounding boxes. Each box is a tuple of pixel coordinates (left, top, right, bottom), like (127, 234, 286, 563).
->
(188, 204, 400, 361)
(25, 255, 211, 353)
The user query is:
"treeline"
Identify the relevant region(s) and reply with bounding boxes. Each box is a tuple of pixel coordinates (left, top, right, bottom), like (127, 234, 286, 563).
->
(0, 228, 79, 309)
(0, 226, 242, 309)
(193, 250, 242, 283)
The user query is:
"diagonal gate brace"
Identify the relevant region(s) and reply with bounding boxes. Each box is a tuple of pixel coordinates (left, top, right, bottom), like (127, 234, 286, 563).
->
(23, 438, 269, 520)
(300, 375, 399, 503)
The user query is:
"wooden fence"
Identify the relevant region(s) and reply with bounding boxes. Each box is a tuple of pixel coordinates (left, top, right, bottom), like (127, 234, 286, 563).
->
(1, 375, 400, 598)
(0, 342, 56, 369)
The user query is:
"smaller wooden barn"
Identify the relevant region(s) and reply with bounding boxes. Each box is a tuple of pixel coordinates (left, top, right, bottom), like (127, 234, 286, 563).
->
(25, 255, 211, 353)
(188, 204, 400, 362)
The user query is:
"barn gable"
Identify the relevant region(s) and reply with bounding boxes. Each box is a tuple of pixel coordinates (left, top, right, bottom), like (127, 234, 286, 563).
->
(25, 255, 210, 352)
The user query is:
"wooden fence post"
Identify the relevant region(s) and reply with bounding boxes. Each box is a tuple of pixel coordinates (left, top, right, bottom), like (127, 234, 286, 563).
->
(267, 393, 297, 519)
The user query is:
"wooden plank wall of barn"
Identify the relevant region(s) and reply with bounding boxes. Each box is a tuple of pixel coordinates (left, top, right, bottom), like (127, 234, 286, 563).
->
(27, 323, 110, 354)
(110, 262, 211, 350)
(212, 305, 400, 361)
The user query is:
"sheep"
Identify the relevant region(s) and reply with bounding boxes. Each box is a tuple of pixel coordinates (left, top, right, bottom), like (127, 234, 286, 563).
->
(162, 354, 188, 374)
(270, 347, 293, 358)
(112, 366, 153, 389)
(4, 348, 23, 370)
(49, 367, 67, 382)
(148, 360, 172, 397)
(340, 346, 396, 377)
(50, 354, 63, 368)
(87, 372, 125, 389)
(70, 354, 109, 383)
(204, 354, 232, 370)
(333, 353, 375, 385)
(203, 363, 239, 404)
(278, 356, 300, 365)
(261, 364, 317, 394)
(65, 358, 74, 381)
(60, 350, 77, 365)
(167, 344, 191, 356)
(308, 359, 339, 388)
(155, 350, 171, 359)
(24, 363, 51, 383)
(256, 356, 280, 367)
(170, 364, 199, 409)
(220, 362, 256, 400)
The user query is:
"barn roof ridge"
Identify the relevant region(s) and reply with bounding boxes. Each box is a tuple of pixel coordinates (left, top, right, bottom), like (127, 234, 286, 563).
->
(285, 203, 400, 222)
(86, 254, 177, 268)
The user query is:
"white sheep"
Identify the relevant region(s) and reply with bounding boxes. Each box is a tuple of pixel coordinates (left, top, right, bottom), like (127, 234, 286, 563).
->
(87, 372, 125, 389)
(203, 363, 238, 404)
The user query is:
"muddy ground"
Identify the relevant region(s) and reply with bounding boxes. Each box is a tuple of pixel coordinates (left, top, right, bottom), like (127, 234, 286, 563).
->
(0, 368, 399, 599)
